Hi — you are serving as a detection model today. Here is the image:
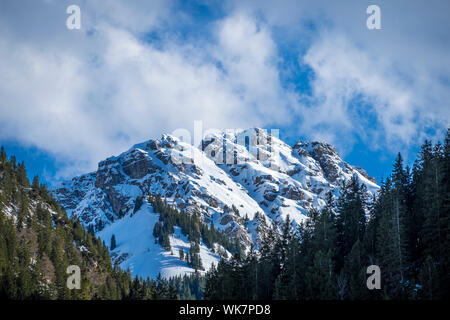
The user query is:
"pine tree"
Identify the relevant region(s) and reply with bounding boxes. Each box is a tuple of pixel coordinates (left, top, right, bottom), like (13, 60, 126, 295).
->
(305, 250, 334, 299)
(418, 255, 439, 299)
(32, 175, 40, 192)
(179, 248, 184, 260)
(335, 177, 367, 271)
(0, 146, 6, 164)
(189, 242, 203, 271)
(17, 161, 29, 187)
(110, 234, 117, 250)
(440, 128, 450, 297)
(272, 216, 301, 300)
(345, 240, 367, 300)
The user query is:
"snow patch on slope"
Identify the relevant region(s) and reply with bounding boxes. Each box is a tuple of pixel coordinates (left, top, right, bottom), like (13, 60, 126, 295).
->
(97, 202, 222, 279)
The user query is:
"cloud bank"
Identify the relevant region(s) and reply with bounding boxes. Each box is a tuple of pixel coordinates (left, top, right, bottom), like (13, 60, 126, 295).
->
(0, 0, 448, 179)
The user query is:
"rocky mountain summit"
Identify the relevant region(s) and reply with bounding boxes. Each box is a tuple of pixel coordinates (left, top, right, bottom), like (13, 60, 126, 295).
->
(53, 128, 378, 278)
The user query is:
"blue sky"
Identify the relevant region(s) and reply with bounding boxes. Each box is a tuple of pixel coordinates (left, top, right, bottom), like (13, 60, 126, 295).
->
(0, 0, 449, 185)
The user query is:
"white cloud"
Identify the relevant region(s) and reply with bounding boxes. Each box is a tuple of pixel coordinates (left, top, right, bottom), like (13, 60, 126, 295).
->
(0, 0, 448, 180)
(214, 12, 295, 123)
(0, 4, 294, 179)
(299, 31, 449, 153)
(225, 0, 450, 153)
(300, 34, 416, 149)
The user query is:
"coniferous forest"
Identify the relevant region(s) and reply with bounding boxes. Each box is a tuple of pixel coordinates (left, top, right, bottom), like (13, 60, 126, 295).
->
(0, 147, 178, 300)
(0, 129, 449, 300)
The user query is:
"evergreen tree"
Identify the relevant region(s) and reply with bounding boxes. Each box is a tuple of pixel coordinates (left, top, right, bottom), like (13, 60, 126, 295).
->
(418, 255, 439, 299)
(110, 234, 117, 250)
(335, 177, 367, 271)
(308, 249, 335, 300)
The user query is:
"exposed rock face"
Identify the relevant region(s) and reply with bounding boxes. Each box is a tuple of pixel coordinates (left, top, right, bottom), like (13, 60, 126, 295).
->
(282, 186, 305, 201)
(293, 141, 376, 184)
(263, 191, 278, 202)
(353, 166, 377, 184)
(294, 142, 341, 182)
(53, 128, 379, 249)
(200, 129, 378, 228)
(122, 149, 154, 179)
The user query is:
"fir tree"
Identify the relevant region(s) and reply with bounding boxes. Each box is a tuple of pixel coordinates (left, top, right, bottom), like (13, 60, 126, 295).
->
(110, 234, 117, 250)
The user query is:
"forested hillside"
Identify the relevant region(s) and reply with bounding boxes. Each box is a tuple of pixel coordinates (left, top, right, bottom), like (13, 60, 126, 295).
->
(204, 129, 450, 300)
(0, 147, 177, 300)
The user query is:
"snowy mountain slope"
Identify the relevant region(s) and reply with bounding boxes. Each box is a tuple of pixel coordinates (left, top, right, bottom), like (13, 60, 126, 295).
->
(97, 202, 224, 279)
(200, 129, 378, 227)
(55, 134, 266, 246)
(53, 128, 379, 278)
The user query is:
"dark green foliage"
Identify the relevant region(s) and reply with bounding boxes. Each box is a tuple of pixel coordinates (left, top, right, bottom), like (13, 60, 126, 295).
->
(148, 194, 237, 258)
(335, 177, 367, 271)
(189, 241, 204, 271)
(167, 272, 205, 300)
(418, 255, 439, 299)
(124, 274, 177, 300)
(0, 149, 174, 300)
(110, 234, 117, 250)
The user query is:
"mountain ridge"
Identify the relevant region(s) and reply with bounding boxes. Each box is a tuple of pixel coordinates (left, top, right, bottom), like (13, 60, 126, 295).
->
(53, 128, 379, 278)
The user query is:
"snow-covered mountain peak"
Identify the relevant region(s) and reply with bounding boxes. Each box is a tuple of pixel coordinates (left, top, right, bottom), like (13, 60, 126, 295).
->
(53, 129, 379, 278)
